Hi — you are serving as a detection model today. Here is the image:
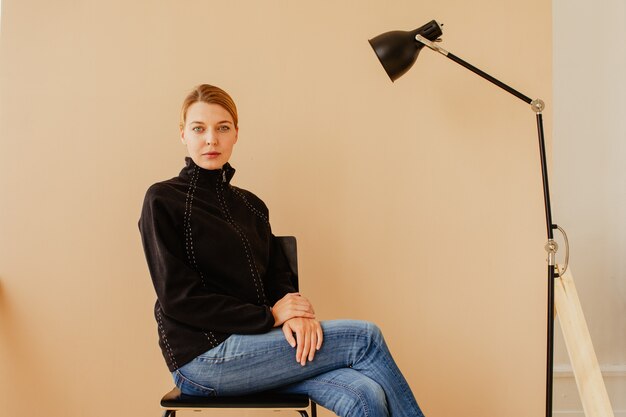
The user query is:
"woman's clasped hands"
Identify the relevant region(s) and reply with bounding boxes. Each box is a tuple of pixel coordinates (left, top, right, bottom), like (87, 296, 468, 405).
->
(271, 293, 323, 366)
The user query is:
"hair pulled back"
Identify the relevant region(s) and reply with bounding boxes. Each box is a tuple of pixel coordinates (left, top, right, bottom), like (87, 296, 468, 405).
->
(179, 84, 238, 130)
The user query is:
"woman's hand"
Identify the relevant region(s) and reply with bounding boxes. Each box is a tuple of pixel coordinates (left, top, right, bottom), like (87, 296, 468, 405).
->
(282, 317, 324, 366)
(271, 293, 315, 327)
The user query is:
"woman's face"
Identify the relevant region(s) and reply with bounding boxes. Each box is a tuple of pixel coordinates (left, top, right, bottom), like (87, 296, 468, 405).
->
(181, 101, 238, 170)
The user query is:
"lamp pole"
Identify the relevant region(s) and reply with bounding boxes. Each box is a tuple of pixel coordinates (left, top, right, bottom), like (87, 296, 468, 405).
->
(370, 21, 561, 417)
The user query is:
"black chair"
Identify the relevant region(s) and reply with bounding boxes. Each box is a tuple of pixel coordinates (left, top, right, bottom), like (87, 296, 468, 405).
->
(160, 236, 318, 417)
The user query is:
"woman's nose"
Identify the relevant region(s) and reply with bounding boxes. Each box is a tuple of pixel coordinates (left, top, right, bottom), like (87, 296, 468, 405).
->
(205, 132, 217, 145)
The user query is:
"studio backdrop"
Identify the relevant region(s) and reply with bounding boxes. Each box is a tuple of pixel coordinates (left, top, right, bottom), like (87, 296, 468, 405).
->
(1, 1, 553, 416)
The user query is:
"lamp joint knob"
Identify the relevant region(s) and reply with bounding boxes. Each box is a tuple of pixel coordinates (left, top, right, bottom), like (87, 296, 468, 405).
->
(531, 99, 545, 113)
(545, 239, 558, 266)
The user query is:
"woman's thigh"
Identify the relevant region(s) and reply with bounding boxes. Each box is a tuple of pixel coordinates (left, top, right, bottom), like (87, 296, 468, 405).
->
(173, 319, 378, 396)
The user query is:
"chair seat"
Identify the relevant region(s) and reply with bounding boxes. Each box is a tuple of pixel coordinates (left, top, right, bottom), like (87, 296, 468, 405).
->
(161, 387, 311, 409)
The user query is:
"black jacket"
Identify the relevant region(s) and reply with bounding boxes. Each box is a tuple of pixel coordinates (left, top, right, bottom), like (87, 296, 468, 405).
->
(139, 158, 295, 371)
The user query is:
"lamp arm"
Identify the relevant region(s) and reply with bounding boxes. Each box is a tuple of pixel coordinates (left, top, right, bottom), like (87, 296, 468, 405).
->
(415, 35, 544, 111)
(415, 33, 553, 239)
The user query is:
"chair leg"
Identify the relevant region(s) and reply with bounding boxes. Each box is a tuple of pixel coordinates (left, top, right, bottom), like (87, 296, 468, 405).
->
(296, 400, 318, 417)
(162, 410, 176, 417)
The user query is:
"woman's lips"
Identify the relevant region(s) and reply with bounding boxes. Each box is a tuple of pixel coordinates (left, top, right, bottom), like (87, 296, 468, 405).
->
(203, 152, 221, 159)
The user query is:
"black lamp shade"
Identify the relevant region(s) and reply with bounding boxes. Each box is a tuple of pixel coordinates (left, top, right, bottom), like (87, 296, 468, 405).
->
(368, 20, 443, 82)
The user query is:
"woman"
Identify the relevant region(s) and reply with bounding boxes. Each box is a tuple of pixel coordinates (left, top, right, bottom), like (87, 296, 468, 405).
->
(139, 84, 426, 417)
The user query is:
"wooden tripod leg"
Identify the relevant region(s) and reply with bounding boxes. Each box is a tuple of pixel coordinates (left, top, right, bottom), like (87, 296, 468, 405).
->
(554, 266, 615, 417)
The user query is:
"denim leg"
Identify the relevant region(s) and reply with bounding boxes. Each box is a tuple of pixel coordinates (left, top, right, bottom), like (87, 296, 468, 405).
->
(173, 319, 425, 417)
(346, 322, 425, 417)
(276, 368, 389, 417)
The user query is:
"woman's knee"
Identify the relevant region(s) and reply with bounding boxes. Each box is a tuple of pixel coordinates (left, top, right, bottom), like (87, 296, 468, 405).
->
(322, 319, 383, 339)
(318, 320, 389, 371)
(365, 321, 383, 342)
(354, 320, 385, 347)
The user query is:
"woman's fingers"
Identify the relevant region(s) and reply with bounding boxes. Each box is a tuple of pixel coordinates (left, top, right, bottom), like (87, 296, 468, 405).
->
(308, 321, 323, 360)
(281, 322, 296, 348)
(272, 293, 317, 327)
(308, 331, 317, 362)
(283, 293, 314, 312)
(295, 326, 304, 364)
(316, 323, 324, 350)
(282, 318, 324, 365)
(303, 328, 313, 366)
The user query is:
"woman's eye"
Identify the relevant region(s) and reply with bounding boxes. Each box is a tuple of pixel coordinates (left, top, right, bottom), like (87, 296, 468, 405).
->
(218, 125, 230, 132)
(192, 126, 204, 132)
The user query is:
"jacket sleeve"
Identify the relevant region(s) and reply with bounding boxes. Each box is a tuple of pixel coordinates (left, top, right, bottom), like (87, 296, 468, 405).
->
(138, 186, 275, 334)
(264, 234, 298, 305)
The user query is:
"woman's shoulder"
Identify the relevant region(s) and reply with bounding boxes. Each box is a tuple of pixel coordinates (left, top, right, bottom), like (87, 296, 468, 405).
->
(145, 175, 188, 196)
(231, 185, 267, 207)
(142, 177, 188, 211)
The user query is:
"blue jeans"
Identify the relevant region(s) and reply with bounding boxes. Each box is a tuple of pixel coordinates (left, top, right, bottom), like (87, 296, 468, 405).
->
(172, 320, 425, 417)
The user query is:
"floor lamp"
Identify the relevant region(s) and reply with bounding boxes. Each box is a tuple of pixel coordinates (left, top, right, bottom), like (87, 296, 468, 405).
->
(368, 20, 614, 417)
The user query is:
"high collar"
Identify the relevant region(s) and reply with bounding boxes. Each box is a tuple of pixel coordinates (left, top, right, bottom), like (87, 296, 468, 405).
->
(179, 157, 236, 186)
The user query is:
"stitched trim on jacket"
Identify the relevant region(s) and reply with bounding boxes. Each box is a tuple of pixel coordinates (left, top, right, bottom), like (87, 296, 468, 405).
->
(204, 331, 219, 346)
(231, 187, 270, 224)
(156, 307, 178, 370)
(184, 165, 207, 288)
(215, 180, 267, 304)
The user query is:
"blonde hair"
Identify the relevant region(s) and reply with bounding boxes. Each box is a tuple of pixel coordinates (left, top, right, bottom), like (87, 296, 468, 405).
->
(179, 84, 238, 130)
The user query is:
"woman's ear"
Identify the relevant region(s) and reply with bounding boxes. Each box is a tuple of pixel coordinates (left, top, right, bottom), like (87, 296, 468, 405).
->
(180, 127, 186, 144)
(234, 126, 239, 144)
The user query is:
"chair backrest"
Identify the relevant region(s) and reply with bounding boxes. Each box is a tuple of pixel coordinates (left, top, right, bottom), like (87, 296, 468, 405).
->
(275, 236, 299, 291)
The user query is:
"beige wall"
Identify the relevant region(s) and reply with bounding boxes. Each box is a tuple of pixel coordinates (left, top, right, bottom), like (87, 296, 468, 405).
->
(0, 1, 551, 416)
(553, 0, 626, 415)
